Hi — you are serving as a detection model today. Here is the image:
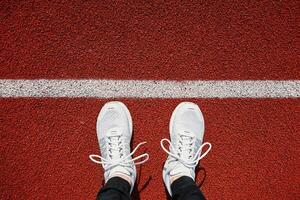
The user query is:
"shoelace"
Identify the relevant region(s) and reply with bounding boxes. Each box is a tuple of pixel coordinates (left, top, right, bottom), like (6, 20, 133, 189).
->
(160, 134, 212, 168)
(89, 135, 149, 171)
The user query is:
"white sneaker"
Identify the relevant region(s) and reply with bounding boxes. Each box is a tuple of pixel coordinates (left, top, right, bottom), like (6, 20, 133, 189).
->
(161, 102, 212, 196)
(89, 101, 149, 193)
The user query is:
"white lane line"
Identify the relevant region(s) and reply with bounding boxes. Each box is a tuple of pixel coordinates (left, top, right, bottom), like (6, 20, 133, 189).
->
(0, 79, 299, 98)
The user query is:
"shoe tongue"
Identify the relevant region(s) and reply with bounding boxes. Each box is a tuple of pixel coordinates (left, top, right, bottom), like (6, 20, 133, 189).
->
(109, 166, 131, 177)
(169, 163, 194, 179)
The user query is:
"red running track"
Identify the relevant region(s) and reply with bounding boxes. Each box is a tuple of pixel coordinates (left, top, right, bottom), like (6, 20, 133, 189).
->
(1, 99, 299, 199)
(1, 0, 299, 80)
(1, 1, 300, 199)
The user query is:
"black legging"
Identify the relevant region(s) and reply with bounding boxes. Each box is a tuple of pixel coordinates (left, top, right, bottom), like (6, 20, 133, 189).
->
(96, 176, 205, 200)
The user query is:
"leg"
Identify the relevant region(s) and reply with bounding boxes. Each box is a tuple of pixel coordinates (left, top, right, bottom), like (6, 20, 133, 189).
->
(89, 101, 149, 200)
(96, 177, 131, 200)
(171, 176, 205, 200)
(161, 102, 212, 198)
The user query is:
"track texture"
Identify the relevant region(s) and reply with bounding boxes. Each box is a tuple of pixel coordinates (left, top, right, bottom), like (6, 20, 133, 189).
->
(1, 1, 300, 200)
(1, 99, 300, 199)
(1, 0, 299, 80)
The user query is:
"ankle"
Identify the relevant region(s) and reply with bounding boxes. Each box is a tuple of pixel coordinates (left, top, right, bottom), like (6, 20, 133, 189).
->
(170, 174, 184, 185)
(109, 173, 132, 186)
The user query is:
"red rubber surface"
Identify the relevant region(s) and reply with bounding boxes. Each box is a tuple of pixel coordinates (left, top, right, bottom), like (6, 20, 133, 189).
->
(1, 0, 299, 80)
(1, 1, 299, 199)
(1, 99, 299, 199)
